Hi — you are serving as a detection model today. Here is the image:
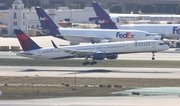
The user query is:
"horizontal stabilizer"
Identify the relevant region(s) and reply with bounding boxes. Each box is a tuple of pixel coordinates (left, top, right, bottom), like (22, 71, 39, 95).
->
(89, 16, 104, 21)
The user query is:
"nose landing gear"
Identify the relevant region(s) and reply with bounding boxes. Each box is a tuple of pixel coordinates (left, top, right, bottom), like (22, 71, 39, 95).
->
(152, 52, 155, 60)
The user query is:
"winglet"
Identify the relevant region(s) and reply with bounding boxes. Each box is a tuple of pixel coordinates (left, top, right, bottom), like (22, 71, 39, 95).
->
(91, 39, 95, 44)
(51, 40, 58, 48)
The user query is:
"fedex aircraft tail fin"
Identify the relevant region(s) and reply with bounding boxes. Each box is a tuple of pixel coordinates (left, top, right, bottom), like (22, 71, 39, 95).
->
(14, 29, 41, 51)
(35, 7, 65, 40)
(90, 2, 118, 29)
(35, 7, 58, 30)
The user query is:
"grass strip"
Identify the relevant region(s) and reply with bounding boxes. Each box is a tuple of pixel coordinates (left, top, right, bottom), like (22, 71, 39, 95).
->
(0, 58, 180, 68)
(0, 76, 180, 100)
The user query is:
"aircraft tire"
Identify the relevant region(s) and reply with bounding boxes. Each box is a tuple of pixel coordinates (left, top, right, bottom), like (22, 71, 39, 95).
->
(86, 62, 90, 65)
(94, 61, 97, 64)
(83, 62, 87, 65)
(90, 62, 94, 65)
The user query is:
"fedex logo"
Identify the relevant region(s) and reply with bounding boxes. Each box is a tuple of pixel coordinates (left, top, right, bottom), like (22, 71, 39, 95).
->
(39, 17, 48, 21)
(116, 32, 135, 38)
(98, 20, 108, 24)
(173, 27, 180, 34)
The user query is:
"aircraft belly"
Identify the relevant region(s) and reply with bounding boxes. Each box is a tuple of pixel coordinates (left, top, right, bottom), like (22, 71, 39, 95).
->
(63, 36, 91, 42)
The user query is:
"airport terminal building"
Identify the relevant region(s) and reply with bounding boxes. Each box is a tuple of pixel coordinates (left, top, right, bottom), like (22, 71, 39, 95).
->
(0, 0, 106, 37)
(1, 0, 180, 37)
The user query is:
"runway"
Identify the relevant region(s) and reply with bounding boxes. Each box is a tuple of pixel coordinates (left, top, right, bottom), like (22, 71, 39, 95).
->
(0, 66, 180, 106)
(0, 66, 180, 79)
(0, 38, 180, 106)
(0, 96, 180, 106)
(1, 50, 180, 60)
(1, 15, 180, 106)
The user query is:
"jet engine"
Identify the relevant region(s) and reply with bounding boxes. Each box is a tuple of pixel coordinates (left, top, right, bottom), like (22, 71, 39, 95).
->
(106, 54, 118, 59)
(92, 53, 106, 60)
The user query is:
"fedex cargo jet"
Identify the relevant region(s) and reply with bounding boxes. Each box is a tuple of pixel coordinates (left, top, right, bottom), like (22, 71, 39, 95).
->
(90, 2, 180, 39)
(35, 7, 160, 44)
(14, 29, 168, 65)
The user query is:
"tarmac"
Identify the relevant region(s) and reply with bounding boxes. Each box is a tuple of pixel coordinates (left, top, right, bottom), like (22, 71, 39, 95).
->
(1, 37, 180, 106)
(0, 96, 180, 106)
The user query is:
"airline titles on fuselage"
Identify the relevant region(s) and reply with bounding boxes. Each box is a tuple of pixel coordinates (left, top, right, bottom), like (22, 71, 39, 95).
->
(116, 32, 135, 38)
(134, 42, 150, 46)
(42, 49, 61, 53)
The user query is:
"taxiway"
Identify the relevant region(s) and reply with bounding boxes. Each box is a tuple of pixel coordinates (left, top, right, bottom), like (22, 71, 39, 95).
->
(0, 66, 179, 79)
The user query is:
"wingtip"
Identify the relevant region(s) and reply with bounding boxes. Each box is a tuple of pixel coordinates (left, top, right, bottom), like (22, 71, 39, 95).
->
(51, 40, 58, 48)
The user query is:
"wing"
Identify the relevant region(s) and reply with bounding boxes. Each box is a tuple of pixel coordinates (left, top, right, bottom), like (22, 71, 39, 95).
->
(150, 33, 166, 36)
(29, 29, 50, 35)
(60, 48, 103, 57)
(61, 34, 111, 43)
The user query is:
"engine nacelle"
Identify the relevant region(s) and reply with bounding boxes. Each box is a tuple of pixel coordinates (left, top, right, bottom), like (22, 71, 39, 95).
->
(153, 36, 163, 40)
(106, 54, 118, 60)
(93, 53, 106, 60)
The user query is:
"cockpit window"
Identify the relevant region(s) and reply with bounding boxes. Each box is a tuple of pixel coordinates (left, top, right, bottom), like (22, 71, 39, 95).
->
(159, 43, 165, 45)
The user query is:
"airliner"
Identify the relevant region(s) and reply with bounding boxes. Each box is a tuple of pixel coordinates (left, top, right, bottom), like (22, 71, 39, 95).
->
(35, 7, 160, 44)
(14, 29, 169, 65)
(90, 2, 180, 39)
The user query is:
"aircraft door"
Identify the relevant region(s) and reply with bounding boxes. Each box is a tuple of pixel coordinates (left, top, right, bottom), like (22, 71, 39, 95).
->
(38, 50, 41, 57)
(152, 42, 155, 48)
(126, 44, 129, 51)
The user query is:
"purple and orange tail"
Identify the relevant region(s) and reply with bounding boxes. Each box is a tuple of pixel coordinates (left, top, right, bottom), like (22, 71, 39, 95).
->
(35, 7, 66, 40)
(89, 2, 118, 29)
(14, 29, 41, 51)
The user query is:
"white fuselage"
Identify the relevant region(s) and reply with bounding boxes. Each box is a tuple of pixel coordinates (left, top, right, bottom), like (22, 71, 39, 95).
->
(57, 28, 156, 43)
(118, 24, 180, 39)
(17, 40, 169, 60)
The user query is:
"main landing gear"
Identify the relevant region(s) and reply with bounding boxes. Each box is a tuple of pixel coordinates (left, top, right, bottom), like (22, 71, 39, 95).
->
(152, 52, 155, 60)
(83, 56, 97, 65)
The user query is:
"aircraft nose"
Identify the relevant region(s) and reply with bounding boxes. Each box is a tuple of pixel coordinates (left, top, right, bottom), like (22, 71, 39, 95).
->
(165, 45, 170, 50)
(16, 53, 21, 56)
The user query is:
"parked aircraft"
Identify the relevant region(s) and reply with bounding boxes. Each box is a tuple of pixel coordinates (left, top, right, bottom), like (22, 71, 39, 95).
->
(14, 29, 169, 65)
(90, 2, 180, 39)
(35, 7, 160, 45)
